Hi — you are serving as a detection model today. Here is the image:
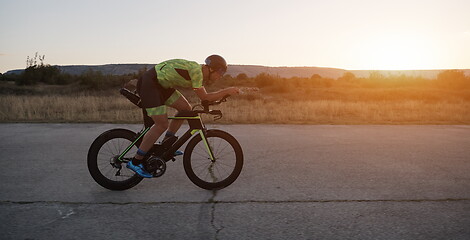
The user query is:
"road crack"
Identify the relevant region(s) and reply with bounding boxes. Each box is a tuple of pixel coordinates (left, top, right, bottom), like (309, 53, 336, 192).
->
(2, 198, 469, 206)
(209, 190, 224, 240)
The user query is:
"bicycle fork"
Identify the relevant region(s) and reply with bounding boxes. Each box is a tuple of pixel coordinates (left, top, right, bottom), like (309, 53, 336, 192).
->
(191, 129, 218, 183)
(191, 129, 216, 162)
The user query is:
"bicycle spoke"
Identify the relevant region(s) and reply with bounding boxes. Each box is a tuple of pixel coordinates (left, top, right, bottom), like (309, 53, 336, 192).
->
(215, 150, 234, 160)
(111, 140, 118, 155)
(193, 149, 210, 159)
(214, 160, 235, 168)
(191, 146, 235, 181)
(217, 160, 233, 176)
(193, 160, 212, 172)
(215, 142, 231, 158)
(117, 139, 125, 154)
(214, 139, 223, 156)
(104, 143, 114, 155)
(195, 143, 209, 158)
(115, 139, 123, 155)
(198, 164, 212, 180)
(214, 163, 224, 179)
(212, 139, 226, 157)
(97, 161, 111, 169)
(192, 160, 212, 170)
(204, 168, 213, 182)
(104, 165, 116, 177)
(96, 138, 137, 182)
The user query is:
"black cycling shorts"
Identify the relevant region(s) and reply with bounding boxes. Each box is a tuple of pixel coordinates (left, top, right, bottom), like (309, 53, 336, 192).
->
(137, 67, 181, 115)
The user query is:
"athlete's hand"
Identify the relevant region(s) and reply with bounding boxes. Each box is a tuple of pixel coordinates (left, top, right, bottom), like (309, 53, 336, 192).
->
(226, 87, 240, 95)
(124, 79, 138, 91)
(239, 87, 259, 94)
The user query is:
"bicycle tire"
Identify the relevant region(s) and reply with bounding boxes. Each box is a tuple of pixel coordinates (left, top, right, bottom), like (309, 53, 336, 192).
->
(183, 129, 243, 190)
(87, 129, 143, 190)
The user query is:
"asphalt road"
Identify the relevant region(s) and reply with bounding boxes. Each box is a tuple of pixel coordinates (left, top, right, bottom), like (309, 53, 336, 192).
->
(0, 124, 469, 240)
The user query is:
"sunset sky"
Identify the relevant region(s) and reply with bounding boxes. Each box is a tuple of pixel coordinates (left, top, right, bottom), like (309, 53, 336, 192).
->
(1, 0, 469, 73)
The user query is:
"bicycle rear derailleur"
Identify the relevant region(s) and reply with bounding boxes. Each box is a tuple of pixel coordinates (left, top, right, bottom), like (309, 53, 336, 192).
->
(144, 156, 166, 177)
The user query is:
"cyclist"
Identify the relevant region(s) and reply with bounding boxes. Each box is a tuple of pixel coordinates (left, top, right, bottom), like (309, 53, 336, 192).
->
(127, 55, 239, 178)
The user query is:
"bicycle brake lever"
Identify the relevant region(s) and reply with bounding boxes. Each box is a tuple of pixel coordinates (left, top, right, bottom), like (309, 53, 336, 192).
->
(221, 95, 230, 102)
(210, 110, 223, 120)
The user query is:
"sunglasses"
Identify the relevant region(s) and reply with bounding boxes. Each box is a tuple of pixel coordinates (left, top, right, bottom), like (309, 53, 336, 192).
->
(211, 68, 226, 76)
(217, 68, 226, 75)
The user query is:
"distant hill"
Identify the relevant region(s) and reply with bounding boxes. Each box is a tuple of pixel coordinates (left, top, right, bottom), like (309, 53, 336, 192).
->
(228, 65, 347, 79)
(4, 64, 470, 79)
(4, 64, 155, 76)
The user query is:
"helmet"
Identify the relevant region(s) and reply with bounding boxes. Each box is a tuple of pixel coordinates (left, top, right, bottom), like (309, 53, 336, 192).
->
(205, 55, 227, 73)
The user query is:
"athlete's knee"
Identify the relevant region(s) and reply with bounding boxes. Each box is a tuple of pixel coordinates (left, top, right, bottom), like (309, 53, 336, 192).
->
(150, 116, 169, 130)
(154, 119, 169, 130)
(178, 102, 192, 112)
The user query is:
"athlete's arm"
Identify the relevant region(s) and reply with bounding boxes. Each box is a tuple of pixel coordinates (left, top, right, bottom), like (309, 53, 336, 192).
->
(194, 86, 239, 102)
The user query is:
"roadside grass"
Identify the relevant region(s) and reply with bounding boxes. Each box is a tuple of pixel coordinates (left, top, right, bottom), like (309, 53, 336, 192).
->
(1, 87, 469, 124)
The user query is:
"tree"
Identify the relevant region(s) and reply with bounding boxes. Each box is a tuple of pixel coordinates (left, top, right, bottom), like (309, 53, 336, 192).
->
(436, 70, 468, 89)
(26, 52, 45, 68)
(79, 69, 106, 89)
(236, 73, 248, 80)
(16, 52, 71, 85)
(339, 72, 356, 82)
(310, 74, 322, 80)
(368, 71, 385, 81)
(78, 69, 125, 90)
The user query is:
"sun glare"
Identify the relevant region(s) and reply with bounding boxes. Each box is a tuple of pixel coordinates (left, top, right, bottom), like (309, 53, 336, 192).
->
(354, 35, 436, 70)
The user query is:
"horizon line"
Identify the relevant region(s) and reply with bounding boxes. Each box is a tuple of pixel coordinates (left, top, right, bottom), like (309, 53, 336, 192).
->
(3, 63, 470, 74)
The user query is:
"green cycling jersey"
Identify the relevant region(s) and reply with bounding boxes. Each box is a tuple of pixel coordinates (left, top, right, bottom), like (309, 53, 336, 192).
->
(155, 59, 203, 89)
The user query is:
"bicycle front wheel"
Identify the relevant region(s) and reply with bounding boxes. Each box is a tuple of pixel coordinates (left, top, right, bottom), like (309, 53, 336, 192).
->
(183, 129, 243, 190)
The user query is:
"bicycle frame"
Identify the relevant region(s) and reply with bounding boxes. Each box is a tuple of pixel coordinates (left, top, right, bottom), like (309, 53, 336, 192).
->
(117, 114, 215, 162)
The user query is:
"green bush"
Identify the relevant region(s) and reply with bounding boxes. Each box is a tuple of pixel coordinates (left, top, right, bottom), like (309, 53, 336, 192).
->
(78, 69, 127, 90)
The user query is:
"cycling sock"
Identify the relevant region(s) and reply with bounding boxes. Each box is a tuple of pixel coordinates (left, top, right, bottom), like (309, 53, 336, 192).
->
(137, 148, 147, 156)
(164, 131, 175, 139)
(132, 148, 147, 165)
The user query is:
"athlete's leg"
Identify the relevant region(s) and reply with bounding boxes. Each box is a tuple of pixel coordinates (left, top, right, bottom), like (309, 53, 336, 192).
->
(127, 113, 168, 178)
(128, 67, 169, 177)
(166, 91, 192, 135)
(133, 67, 169, 161)
(134, 114, 169, 160)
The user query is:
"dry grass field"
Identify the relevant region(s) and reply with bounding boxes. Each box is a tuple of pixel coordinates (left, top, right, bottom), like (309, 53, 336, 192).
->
(1, 86, 469, 124)
(1, 69, 469, 124)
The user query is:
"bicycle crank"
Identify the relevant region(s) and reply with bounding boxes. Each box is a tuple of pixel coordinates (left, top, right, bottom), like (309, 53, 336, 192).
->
(144, 156, 166, 178)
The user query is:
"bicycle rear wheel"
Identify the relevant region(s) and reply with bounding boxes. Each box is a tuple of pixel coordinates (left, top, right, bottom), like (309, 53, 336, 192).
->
(87, 129, 143, 190)
(183, 129, 243, 190)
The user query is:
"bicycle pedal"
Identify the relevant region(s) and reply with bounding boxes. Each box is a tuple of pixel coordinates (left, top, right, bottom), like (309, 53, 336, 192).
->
(170, 157, 176, 162)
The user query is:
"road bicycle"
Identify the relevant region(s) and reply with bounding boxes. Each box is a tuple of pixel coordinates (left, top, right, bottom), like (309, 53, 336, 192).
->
(87, 88, 244, 191)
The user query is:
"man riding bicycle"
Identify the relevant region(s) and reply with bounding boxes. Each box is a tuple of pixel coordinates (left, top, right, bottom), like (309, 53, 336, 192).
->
(126, 55, 239, 178)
